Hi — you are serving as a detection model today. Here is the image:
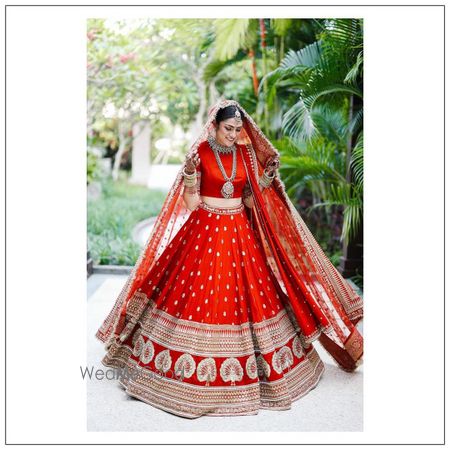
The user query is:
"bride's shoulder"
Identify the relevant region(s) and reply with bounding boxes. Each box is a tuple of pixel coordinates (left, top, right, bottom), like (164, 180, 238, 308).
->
(197, 140, 209, 153)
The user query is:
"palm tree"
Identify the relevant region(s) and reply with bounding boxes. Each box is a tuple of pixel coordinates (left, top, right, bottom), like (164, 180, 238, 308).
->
(208, 18, 304, 133)
(266, 19, 363, 249)
(213, 19, 260, 94)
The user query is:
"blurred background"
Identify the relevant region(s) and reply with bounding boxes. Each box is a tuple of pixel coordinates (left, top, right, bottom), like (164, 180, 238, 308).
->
(86, 18, 363, 290)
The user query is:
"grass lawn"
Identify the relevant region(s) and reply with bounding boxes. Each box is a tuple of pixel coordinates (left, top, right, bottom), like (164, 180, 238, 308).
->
(88, 177, 167, 265)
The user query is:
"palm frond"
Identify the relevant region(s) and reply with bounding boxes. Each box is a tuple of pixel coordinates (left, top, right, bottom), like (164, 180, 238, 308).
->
(351, 133, 364, 187)
(282, 84, 361, 142)
(213, 19, 257, 61)
(310, 182, 362, 245)
(282, 96, 317, 141)
(280, 43, 323, 70)
(271, 18, 293, 36)
(348, 107, 363, 136)
(344, 50, 363, 84)
(202, 52, 247, 83)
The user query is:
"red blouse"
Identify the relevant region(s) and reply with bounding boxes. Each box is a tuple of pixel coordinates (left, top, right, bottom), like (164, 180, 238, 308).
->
(195, 140, 248, 199)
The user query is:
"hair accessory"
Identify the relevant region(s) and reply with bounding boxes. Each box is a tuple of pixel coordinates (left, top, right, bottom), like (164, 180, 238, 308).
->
(234, 108, 242, 124)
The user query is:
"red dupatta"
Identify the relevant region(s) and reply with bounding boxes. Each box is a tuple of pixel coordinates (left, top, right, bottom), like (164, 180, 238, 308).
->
(95, 99, 364, 372)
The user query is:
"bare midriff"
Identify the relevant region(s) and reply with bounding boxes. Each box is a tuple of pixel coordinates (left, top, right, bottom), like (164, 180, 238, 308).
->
(200, 195, 243, 209)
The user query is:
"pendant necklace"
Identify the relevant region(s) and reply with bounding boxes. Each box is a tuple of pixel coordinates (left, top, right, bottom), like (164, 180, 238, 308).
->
(207, 135, 237, 198)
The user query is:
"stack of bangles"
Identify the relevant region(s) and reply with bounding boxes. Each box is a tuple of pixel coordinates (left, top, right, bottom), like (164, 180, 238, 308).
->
(183, 166, 198, 194)
(182, 166, 197, 186)
(259, 168, 276, 189)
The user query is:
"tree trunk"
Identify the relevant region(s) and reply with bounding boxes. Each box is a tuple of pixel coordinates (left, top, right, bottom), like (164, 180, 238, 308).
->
(130, 121, 152, 186)
(259, 18, 270, 134)
(187, 69, 208, 141)
(339, 220, 363, 279)
(248, 49, 259, 96)
(112, 122, 128, 181)
(209, 82, 220, 107)
(345, 95, 354, 182)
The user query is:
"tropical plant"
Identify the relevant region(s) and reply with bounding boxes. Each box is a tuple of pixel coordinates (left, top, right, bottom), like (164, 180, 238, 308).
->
(209, 18, 310, 133)
(265, 18, 363, 245)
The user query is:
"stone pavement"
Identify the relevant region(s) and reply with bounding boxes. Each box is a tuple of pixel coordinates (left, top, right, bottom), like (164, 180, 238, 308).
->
(87, 274, 363, 432)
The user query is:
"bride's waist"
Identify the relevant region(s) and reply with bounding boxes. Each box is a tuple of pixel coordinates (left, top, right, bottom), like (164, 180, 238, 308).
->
(200, 195, 242, 209)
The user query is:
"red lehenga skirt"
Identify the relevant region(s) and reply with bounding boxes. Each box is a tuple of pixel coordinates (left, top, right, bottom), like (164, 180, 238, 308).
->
(100, 201, 325, 418)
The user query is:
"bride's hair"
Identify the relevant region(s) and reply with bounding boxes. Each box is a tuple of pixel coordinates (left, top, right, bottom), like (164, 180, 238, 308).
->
(215, 104, 245, 124)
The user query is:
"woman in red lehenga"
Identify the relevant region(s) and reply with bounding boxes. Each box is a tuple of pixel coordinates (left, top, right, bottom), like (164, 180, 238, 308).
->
(95, 99, 364, 419)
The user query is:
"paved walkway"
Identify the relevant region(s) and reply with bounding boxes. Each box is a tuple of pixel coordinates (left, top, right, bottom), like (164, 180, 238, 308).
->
(87, 274, 363, 432)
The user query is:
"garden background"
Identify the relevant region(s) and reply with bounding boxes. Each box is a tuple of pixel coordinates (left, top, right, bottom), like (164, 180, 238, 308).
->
(87, 18, 363, 290)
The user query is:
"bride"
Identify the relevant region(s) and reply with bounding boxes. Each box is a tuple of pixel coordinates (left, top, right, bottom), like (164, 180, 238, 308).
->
(95, 99, 364, 419)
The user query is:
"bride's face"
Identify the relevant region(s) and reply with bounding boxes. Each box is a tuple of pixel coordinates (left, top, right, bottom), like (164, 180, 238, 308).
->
(215, 118, 242, 147)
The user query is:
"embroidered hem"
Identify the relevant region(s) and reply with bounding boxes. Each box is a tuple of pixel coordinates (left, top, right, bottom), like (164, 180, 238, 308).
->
(102, 344, 325, 419)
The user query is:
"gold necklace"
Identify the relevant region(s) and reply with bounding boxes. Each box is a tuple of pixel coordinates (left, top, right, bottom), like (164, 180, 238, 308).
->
(207, 135, 236, 154)
(207, 136, 237, 198)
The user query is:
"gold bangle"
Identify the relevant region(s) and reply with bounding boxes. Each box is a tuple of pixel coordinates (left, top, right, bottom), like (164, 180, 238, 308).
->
(183, 166, 197, 179)
(183, 167, 197, 187)
(259, 169, 275, 188)
(183, 178, 197, 187)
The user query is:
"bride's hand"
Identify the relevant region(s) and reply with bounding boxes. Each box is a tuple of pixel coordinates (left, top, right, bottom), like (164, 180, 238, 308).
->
(264, 156, 280, 177)
(185, 150, 201, 174)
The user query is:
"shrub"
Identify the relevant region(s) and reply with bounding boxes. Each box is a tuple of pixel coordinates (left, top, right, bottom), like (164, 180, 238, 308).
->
(87, 177, 167, 265)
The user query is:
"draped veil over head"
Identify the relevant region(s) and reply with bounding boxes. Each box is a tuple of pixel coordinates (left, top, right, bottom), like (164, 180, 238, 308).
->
(95, 99, 364, 372)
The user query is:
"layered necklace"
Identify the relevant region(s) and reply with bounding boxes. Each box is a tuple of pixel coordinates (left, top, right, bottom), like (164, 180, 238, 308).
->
(207, 135, 237, 198)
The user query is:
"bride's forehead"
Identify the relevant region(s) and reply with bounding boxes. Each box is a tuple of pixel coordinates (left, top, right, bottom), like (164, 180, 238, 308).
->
(219, 118, 242, 127)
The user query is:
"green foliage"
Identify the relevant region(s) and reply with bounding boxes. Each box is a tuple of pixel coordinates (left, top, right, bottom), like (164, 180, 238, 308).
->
(311, 183, 362, 245)
(349, 270, 364, 291)
(270, 19, 293, 37)
(203, 51, 248, 83)
(304, 218, 344, 268)
(213, 62, 258, 114)
(265, 19, 363, 246)
(87, 177, 166, 265)
(87, 148, 103, 184)
(351, 133, 364, 186)
(264, 19, 363, 142)
(87, 18, 215, 155)
(213, 19, 258, 60)
(86, 18, 364, 279)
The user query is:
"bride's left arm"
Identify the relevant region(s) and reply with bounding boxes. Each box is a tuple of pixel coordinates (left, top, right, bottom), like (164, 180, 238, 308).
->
(243, 155, 280, 209)
(242, 181, 263, 209)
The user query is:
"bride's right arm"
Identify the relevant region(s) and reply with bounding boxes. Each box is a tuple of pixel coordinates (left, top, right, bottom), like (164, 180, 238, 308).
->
(182, 152, 202, 211)
(183, 171, 201, 211)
